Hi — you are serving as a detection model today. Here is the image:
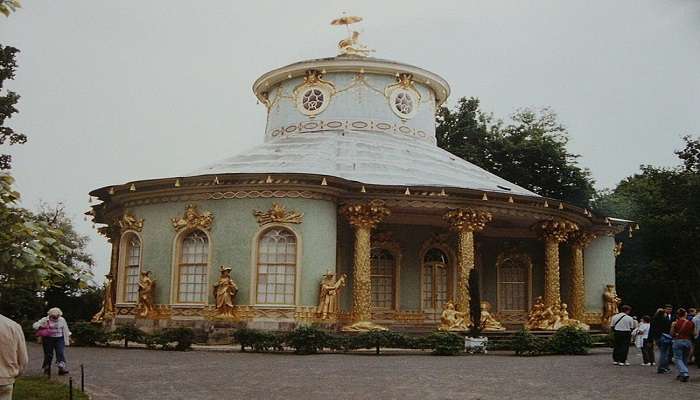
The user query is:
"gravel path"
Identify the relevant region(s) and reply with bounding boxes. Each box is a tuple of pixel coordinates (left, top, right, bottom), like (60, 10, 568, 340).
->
(26, 343, 698, 400)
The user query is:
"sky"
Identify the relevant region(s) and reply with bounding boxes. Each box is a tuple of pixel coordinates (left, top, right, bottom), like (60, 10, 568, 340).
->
(2, 0, 699, 282)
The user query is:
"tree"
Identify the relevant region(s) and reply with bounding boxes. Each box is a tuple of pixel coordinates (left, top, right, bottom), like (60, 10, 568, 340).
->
(676, 135, 700, 173)
(0, 0, 21, 17)
(593, 136, 700, 314)
(0, 44, 25, 169)
(437, 98, 595, 207)
(0, 174, 95, 321)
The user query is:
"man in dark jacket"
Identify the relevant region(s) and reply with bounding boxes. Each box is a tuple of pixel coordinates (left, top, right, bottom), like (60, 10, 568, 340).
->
(650, 305, 673, 373)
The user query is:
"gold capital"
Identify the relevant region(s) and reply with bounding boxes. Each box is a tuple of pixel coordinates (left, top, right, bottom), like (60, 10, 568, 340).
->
(340, 200, 391, 229)
(534, 219, 579, 243)
(443, 208, 493, 232)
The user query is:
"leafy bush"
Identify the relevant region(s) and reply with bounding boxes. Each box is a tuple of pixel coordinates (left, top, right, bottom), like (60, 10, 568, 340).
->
(231, 328, 283, 352)
(326, 335, 352, 352)
(285, 326, 328, 354)
(111, 324, 145, 348)
(144, 332, 172, 350)
(70, 322, 107, 346)
(511, 329, 545, 356)
(427, 332, 463, 356)
(547, 326, 593, 355)
(161, 328, 195, 351)
(351, 330, 407, 354)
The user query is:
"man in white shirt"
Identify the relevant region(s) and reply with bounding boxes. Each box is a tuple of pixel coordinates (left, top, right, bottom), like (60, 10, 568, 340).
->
(610, 305, 635, 366)
(0, 314, 29, 400)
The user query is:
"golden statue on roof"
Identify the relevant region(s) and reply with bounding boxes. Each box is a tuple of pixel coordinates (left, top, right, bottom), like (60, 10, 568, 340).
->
(331, 14, 374, 57)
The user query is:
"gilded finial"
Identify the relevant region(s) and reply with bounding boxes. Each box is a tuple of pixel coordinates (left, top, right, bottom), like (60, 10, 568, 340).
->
(331, 14, 373, 57)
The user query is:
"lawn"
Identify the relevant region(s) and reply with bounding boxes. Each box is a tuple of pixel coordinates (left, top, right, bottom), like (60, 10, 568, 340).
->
(13, 376, 89, 400)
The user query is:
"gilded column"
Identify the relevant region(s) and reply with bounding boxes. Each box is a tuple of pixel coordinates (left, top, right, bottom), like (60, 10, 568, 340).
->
(340, 200, 390, 331)
(443, 208, 492, 320)
(568, 232, 596, 321)
(534, 220, 578, 308)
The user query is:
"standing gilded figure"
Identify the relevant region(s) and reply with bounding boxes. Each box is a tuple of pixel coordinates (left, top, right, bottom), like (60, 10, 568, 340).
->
(602, 284, 621, 328)
(317, 271, 347, 320)
(137, 270, 156, 317)
(213, 266, 238, 317)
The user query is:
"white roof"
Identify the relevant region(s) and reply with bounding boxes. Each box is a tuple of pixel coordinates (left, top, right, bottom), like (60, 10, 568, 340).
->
(191, 129, 538, 197)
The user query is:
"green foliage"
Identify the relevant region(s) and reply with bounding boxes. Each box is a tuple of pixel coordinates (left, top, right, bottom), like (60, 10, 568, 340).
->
(111, 324, 146, 348)
(592, 136, 700, 314)
(231, 328, 283, 352)
(285, 326, 329, 354)
(162, 327, 195, 351)
(546, 326, 593, 355)
(14, 376, 89, 400)
(511, 329, 547, 356)
(1, 44, 25, 169)
(70, 322, 107, 346)
(426, 332, 464, 356)
(351, 330, 407, 355)
(437, 98, 595, 207)
(468, 269, 484, 336)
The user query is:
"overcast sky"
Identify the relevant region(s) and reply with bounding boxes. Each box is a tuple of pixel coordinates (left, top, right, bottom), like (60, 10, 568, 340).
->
(2, 0, 699, 282)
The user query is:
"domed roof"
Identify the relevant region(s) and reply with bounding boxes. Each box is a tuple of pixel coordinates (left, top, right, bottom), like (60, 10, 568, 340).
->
(191, 129, 537, 197)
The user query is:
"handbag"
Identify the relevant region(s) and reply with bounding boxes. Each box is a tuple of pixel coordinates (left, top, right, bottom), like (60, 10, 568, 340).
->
(35, 321, 52, 337)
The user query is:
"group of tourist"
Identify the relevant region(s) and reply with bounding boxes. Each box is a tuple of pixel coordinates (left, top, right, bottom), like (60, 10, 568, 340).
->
(610, 304, 700, 383)
(0, 308, 71, 400)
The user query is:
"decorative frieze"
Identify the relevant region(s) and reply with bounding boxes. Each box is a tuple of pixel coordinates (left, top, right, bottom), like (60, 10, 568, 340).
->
(253, 203, 304, 225)
(171, 204, 214, 232)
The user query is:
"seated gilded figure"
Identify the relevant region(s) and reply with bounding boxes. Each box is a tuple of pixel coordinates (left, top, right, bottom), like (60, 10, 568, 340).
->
(526, 297, 589, 331)
(438, 301, 469, 331)
(480, 301, 506, 331)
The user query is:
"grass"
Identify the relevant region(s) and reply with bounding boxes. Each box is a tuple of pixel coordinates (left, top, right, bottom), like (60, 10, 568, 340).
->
(13, 376, 89, 400)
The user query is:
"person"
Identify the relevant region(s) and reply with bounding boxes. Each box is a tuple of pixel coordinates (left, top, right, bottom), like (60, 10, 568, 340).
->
(0, 314, 28, 400)
(686, 308, 697, 366)
(670, 308, 694, 382)
(33, 307, 71, 375)
(610, 305, 636, 366)
(634, 315, 654, 366)
(650, 307, 673, 373)
(692, 309, 700, 368)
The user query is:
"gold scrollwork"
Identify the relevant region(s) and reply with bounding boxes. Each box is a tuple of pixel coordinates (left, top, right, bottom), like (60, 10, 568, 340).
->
(116, 210, 144, 232)
(171, 204, 214, 232)
(253, 203, 304, 225)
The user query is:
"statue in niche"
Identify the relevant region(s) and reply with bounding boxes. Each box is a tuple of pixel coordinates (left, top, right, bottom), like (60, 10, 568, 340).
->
(91, 273, 115, 323)
(438, 301, 469, 331)
(480, 301, 506, 331)
(602, 284, 621, 329)
(213, 266, 238, 317)
(317, 270, 347, 320)
(137, 270, 156, 317)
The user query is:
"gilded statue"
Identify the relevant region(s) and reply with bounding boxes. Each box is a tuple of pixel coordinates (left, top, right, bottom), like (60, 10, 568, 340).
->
(526, 298, 589, 331)
(331, 14, 373, 57)
(602, 284, 621, 328)
(480, 301, 506, 331)
(213, 266, 238, 317)
(137, 270, 156, 317)
(438, 301, 470, 331)
(317, 271, 347, 320)
(171, 204, 214, 232)
(91, 273, 115, 323)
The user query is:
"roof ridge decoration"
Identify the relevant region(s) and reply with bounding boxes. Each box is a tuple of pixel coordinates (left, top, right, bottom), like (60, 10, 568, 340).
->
(331, 14, 374, 57)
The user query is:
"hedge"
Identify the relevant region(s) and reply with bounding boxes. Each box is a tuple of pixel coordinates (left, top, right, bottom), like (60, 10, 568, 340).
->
(511, 327, 593, 356)
(71, 323, 195, 351)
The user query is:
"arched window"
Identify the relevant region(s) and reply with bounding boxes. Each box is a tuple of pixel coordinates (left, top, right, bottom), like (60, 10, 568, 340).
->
(370, 248, 395, 309)
(422, 248, 449, 310)
(123, 234, 142, 303)
(177, 230, 209, 303)
(497, 255, 530, 312)
(256, 228, 297, 305)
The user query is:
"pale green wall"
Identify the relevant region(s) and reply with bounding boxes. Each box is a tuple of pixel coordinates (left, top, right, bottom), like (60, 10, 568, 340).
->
(128, 198, 337, 306)
(584, 235, 616, 312)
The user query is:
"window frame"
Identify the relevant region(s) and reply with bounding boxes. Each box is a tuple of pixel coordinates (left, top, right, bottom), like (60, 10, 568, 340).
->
(496, 252, 533, 313)
(420, 247, 452, 311)
(170, 228, 212, 306)
(116, 231, 143, 305)
(369, 244, 401, 311)
(250, 224, 302, 307)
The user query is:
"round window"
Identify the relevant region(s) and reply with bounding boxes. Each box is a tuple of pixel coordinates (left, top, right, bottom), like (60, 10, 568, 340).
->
(389, 88, 419, 119)
(296, 85, 331, 116)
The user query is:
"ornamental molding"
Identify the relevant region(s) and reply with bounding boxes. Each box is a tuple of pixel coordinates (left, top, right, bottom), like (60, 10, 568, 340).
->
(532, 219, 579, 243)
(340, 200, 391, 229)
(171, 204, 214, 232)
(116, 210, 144, 232)
(253, 203, 304, 225)
(266, 118, 434, 144)
(443, 208, 493, 232)
(121, 190, 333, 209)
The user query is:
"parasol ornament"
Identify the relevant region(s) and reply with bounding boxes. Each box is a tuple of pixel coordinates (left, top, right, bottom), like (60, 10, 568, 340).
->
(331, 14, 374, 57)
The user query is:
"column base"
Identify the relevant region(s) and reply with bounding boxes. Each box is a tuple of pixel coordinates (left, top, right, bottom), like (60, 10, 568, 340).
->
(341, 321, 389, 332)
